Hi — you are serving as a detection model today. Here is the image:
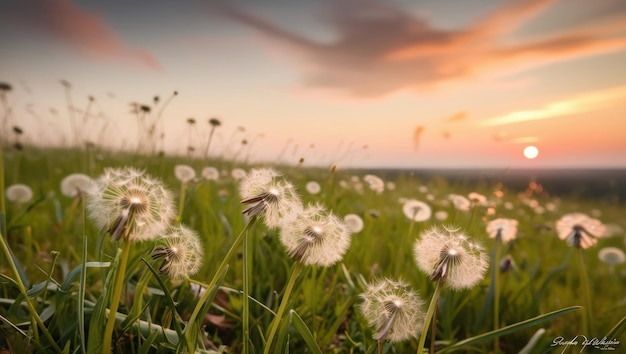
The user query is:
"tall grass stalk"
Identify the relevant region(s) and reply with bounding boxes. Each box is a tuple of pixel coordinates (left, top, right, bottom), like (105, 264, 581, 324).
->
(576, 247, 594, 335)
(264, 262, 303, 354)
(102, 240, 132, 354)
(0, 229, 62, 353)
(184, 218, 255, 352)
(417, 280, 443, 354)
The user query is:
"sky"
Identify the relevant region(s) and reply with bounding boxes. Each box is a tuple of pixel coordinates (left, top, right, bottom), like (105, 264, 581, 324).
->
(1, 0, 626, 169)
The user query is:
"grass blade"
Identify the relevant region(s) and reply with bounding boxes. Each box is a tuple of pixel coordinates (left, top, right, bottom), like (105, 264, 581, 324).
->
(438, 306, 581, 353)
(289, 309, 322, 354)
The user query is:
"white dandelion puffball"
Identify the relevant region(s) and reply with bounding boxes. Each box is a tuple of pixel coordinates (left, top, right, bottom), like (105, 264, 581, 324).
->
(279, 204, 351, 267)
(468, 192, 488, 206)
(486, 218, 519, 243)
(344, 214, 364, 233)
(6, 184, 33, 204)
(87, 167, 175, 242)
(448, 194, 470, 211)
(306, 181, 321, 195)
(239, 168, 302, 228)
(360, 278, 425, 342)
(60, 173, 93, 198)
(201, 166, 219, 181)
(435, 211, 448, 221)
(402, 199, 432, 222)
(598, 247, 625, 266)
(174, 164, 196, 183)
(151, 224, 203, 280)
(414, 226, 489, 290)
(363, 174, 384, 194)
(231, 168, 247, 180)
(556, 212, 606, 249)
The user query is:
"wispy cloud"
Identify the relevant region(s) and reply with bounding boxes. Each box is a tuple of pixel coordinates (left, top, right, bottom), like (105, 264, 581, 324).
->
(481, 85, 626, 126)
(212, 0, 626, 97)
(1, 0, 161, 70)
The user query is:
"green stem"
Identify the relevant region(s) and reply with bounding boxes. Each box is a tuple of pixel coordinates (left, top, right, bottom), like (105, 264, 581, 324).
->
(0, 231, 62, 353)
(102, 240, 132, 354)
(0, 142, 6, 238)
(494, 243, 502, 354)
(264, 262, 303, 354)
(176, 181, 187, 223)
(185, 218, 255, 351)
(417, 280, 443, 354)
(243, 229, 251, 354)
(576, 247, 593, 335)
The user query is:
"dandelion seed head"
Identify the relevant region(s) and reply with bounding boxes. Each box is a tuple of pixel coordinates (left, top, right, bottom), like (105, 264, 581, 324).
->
(279, 204, 351, 267)
(60, 173, 93, 198)
(231, 168, 247, 180)
(468, 192, 488, 206)
(151, 224, 203, 280)
(363, 174, 384, 194)
(305, 180, 321, 195)
(402, 199, 432, 222)
(359, 278, 425, 342)
(435, 210, 448, 221)
(556, 212, 606, 249)
(6, 184, 33, 204)
(486, 218, 519, 243)
(448, 194, 470, 211)
(413, 226, 489, 289)
(239, 168, 302, 228)
(201, 166, 219, 181)
(174, 164, 196, 183)
(598, 247, 625, 266)
(87, 167, 175, 242)
(343, 213, 364, 233)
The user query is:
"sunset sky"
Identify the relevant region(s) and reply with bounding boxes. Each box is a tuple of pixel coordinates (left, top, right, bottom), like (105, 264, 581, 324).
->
(1, 0, 626, 169)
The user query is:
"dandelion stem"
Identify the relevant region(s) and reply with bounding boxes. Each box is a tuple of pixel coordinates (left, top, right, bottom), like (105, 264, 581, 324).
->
(417, 280, 443, 354)
(0, 142, 6, 238)
(494, 241, 502, 354)
(102, 240, 132, 354)
(185, 218, 255, 351)
(0, 230, 62, 353)
(176, 181, 187, 223)
(243, 228, 251, 354)
(576, 247, 594, 334)
(264, 262, 303, 354)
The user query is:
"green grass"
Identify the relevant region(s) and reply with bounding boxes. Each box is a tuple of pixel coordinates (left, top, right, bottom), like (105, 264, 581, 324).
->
(1, 146, 625, 353)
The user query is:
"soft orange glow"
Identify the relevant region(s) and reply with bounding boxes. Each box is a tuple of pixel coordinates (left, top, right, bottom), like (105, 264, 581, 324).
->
(481, 85, 626, 126)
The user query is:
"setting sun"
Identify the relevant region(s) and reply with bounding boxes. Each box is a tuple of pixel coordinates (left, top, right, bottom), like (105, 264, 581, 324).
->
(523, 145, 539, 160)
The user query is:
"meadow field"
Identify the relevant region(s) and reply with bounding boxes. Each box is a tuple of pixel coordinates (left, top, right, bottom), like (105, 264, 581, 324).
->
(1, 145, 625, 353)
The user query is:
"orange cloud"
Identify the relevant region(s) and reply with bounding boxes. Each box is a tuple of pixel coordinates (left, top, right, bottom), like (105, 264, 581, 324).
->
(3, 0, 160, 70)
(213, 0, 626, 97)
(481, 85, 626, 126)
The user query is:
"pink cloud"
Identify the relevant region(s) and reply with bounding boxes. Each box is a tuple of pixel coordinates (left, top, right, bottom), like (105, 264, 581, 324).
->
(4, 0, 161, 70)
(212, 0, 626, 97)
